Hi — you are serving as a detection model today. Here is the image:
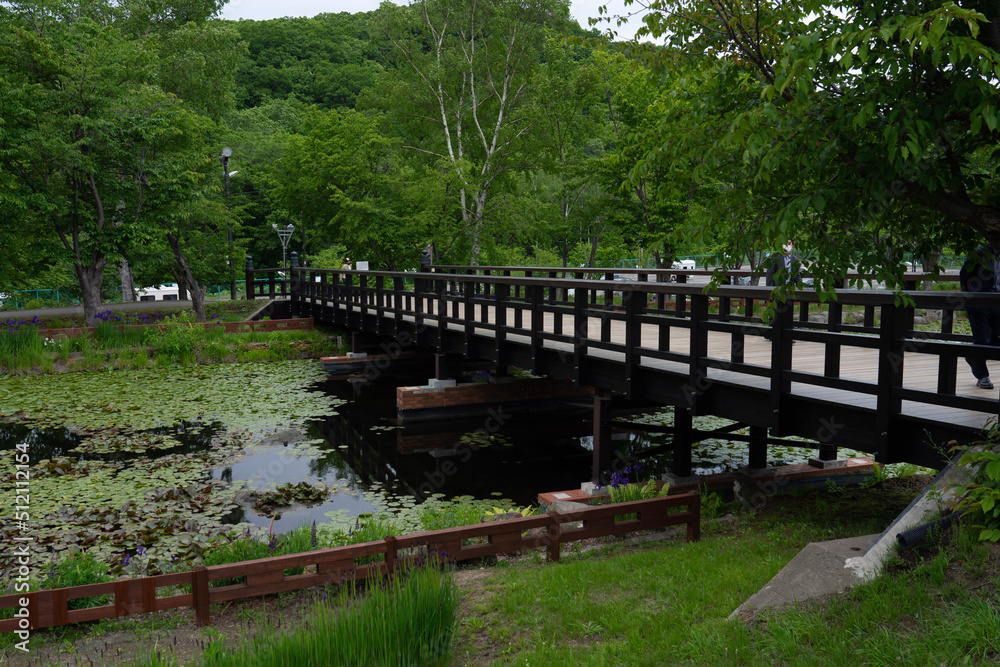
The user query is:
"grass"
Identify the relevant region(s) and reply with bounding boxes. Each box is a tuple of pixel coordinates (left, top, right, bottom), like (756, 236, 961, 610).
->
(131, 562, 458, 667)
(9, 477, 998, 666)
(446, 479, 1000, 666)
(0, 318, 342, 373)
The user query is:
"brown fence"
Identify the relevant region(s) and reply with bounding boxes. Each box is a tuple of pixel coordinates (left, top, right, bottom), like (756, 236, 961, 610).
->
(33, 318, 314, 339)
(0, 492, 699, 631)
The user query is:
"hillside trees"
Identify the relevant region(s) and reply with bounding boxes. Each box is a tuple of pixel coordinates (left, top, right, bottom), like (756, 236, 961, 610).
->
(380, 0, 572, 265)
(230, 13, 387, 110)
(612, 0, 1000, 291)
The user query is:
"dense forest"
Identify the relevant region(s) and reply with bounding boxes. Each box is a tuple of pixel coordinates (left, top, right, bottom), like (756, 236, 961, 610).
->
(2, 0, 999, 324)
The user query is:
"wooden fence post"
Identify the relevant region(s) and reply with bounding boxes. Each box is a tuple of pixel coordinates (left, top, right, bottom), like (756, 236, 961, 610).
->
(546, 512, 561, 562)
(193, 565, 210, 626)
(385, 535, 398, 575)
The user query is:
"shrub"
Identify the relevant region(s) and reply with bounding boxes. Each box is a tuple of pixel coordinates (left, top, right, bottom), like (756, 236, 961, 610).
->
(953, 434, 1000, 542)
(155, 325, 199, 362)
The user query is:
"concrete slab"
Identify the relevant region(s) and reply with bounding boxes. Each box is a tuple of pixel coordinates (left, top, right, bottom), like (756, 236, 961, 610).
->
(728, 533, 878, 620)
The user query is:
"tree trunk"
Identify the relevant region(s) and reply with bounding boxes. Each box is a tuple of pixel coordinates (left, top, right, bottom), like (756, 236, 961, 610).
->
(76, 258, 106, 327)
(167, 233, 207, 322)
(920, 248, 942, 291)
(170, 269, 189, 302)
(588, 234, 600, 268)
(119, 259, 136, 302)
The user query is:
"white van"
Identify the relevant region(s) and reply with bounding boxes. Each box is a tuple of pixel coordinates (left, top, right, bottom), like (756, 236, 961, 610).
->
(136, 284, 180, 301)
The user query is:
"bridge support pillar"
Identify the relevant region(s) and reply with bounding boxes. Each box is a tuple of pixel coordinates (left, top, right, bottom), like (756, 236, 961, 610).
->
(673, 407, 693, 477)
(748, 425, 767, 469)
(592, 390, 613, 484)
(434, 353, 450, 382)
(809, 443, 843, 469)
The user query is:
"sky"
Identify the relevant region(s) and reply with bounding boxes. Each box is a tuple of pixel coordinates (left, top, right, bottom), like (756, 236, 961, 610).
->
(218, 0, 651, 42)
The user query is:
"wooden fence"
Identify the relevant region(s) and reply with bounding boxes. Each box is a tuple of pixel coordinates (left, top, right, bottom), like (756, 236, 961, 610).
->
(0, 492, 699, 631)
(32, 317, 314, 339)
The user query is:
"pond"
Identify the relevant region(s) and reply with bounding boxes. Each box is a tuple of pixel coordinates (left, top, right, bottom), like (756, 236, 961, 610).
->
(0, 358, 868, 577)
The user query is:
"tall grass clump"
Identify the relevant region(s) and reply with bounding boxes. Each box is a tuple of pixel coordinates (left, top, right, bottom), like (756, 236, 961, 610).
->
(93, 321, 151, 349)
(154, 325, 199, 364)
(0, 326, 44, 370)
(132, 560, 458, 667)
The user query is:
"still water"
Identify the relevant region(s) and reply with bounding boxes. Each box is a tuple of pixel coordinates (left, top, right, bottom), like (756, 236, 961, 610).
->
(0, 366, 836, 540)
(209, 372, 833, 534)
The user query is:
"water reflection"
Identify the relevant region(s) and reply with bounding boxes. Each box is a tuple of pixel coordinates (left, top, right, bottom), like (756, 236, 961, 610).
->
(0, 420, 222, 464)
(3, 370, 833, 538)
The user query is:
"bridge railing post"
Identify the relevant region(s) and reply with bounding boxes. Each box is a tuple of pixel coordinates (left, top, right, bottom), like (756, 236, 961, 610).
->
(768, 297, 794, 435)
(572, 280, 589, 386)
(530, 284, 544, 376)
(496, 282, 509, 372)
(876, 302, 908, 462)
(687, 293, 710, 414)
(623, 287, 643, 398)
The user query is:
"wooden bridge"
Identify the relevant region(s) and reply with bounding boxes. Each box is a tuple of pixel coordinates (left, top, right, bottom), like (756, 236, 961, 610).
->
(248, 263, 1000, 479)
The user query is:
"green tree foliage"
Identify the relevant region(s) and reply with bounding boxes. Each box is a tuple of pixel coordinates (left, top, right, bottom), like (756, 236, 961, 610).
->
(0, 1, 184, 324)
(229, 13, 386, 110)
(271, 108, 432, 270)
(0, 0, 243, 323)
(380, 0, 572, 265)
(611, 0, 1000, 292)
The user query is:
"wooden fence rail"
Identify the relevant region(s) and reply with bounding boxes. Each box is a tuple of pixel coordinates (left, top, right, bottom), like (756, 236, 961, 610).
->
(0, 492, 698, 631)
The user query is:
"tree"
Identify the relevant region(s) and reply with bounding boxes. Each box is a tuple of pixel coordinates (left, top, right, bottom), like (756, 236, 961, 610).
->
(0, 2, 180, 325)
(270, 107, 431, 270)
(524, 39, 604, 266)
(380, 0, 571, 264)
(609, 0, 1000, 291)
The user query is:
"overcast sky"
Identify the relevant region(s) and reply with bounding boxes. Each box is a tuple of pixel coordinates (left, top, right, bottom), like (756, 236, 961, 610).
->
(219, 0, 651, 41)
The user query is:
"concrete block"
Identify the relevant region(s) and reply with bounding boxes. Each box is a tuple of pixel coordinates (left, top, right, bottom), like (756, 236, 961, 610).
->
(346, 352, 368, 359)
(808, 457, 848, 469)
(426, 378, 457, 388)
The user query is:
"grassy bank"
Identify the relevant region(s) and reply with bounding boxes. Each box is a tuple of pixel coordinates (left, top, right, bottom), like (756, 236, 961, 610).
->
(447, 476, 998, 665)
(9, 475, 998, 666)
(0, 303, 342, 373)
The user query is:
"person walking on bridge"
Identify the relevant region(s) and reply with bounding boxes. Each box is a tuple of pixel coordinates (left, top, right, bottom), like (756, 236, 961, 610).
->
(960, 245, 1000, 390)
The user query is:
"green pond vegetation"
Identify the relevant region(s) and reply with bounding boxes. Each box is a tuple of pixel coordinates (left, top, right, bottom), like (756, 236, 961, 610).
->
(0, 359, 347, 578)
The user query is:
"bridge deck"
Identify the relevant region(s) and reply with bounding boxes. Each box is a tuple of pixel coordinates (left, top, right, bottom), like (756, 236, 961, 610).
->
(279, 268, 1000, 469)
(337, 299, 997, 431)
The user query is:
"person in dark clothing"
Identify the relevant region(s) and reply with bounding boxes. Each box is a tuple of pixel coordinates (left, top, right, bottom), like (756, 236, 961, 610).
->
(765, 240, 801, 287)
(763, 240, 801, 343)
(960, 245, 1000, 390)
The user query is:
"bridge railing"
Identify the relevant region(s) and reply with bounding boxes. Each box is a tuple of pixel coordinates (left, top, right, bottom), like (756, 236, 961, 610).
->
(262, 264, 999, 467)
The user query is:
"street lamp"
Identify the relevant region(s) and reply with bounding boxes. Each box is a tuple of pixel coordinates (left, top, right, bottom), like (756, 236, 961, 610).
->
(220, 147, 236, 300)
(272, 223, 294, 269)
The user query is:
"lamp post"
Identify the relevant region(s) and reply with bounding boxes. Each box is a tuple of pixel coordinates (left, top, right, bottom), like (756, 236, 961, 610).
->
(220, 147, 237, 300)
(272, 223, 294, 270)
